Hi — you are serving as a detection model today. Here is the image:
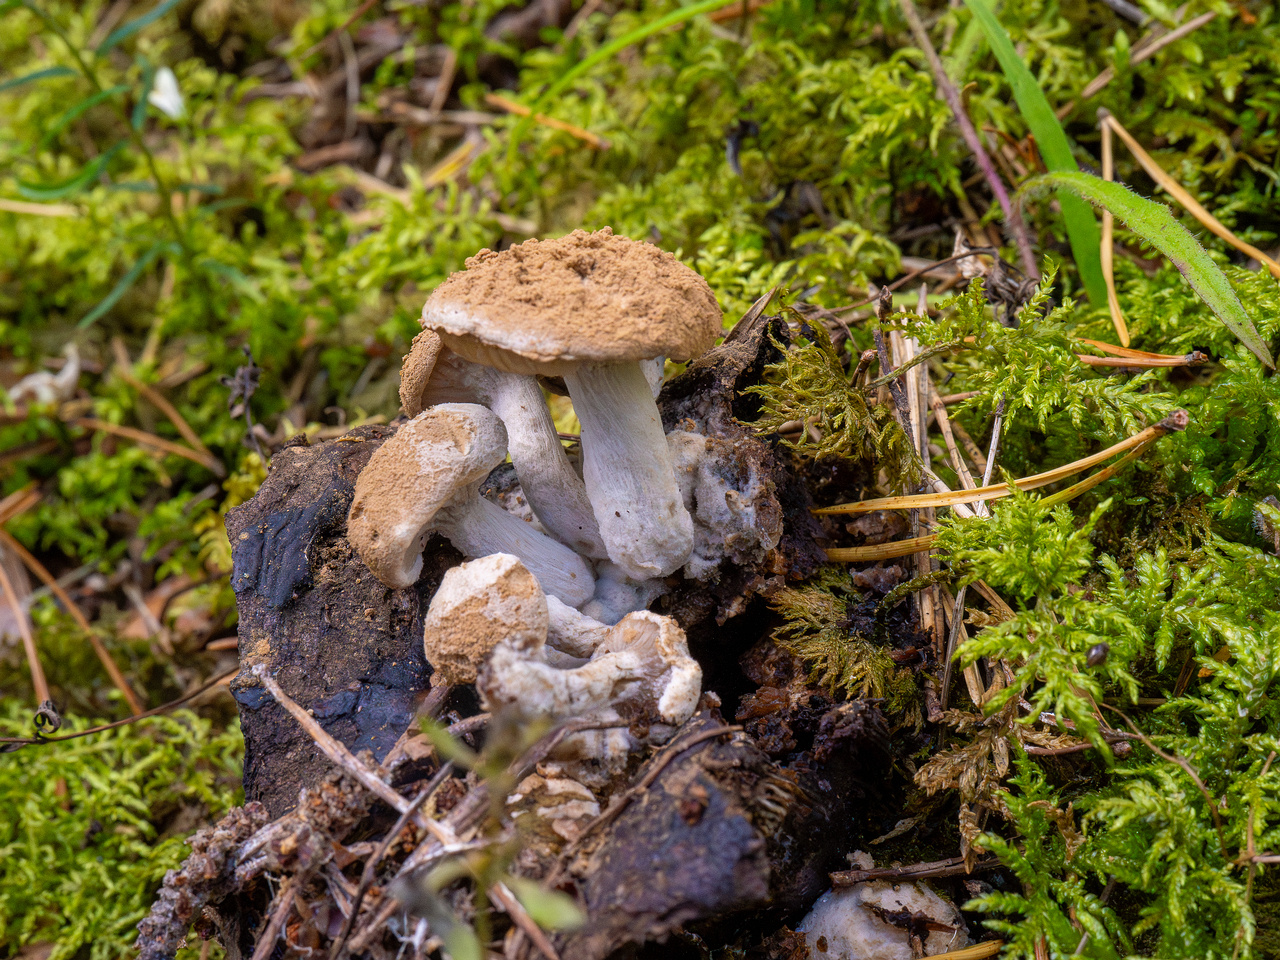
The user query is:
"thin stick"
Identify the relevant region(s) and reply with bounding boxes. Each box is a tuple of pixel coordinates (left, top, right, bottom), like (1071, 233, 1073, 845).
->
(981, 397, 1006, 487)
(895, 0, 1039, 279)
(330, 763, 454, 960)
(111, 340, 220, 466)
(251, 875, 299, 960)
(0, 484, 40, 526)
(917, 942, 1005, 960)
(1099, 116, 1131, 346)
(816, 411, 1185, 515)
(484, 92, 609, 149)
(0, 551, 52, 721)
(929, 388, 983, 513)
(1099, 702, 1228, 857)
(253, 666, 458, 844)
(831, 855, 1000, 886)
(1069, 11, 1218, 107)
(939, 584, 968, 711)
(492, 881, 563, 960)
(0, 666, 236, 747)
(836, 251, 1003, 314)
(1076, 352, 1207, 369)
(1077, 338, 1209, 363)
(301, 0, 379, 59)
(75, 418, 224, 474)
(0, 529, 145, 714)
(1102, 111, 1280, 279)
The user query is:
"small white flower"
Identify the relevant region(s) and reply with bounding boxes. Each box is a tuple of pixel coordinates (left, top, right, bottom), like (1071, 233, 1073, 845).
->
(148, 67, 185, 119)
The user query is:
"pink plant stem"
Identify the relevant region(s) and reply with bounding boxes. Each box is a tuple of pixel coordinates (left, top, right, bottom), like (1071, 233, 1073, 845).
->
(897, 0, 1040, 279)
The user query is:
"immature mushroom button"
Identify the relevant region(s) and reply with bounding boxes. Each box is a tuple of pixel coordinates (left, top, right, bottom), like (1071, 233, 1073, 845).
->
(420, 227, 723, 581)
(346, 403, 594, 605)
(422, 553, 548, 685)
(399, 330, 606, 559)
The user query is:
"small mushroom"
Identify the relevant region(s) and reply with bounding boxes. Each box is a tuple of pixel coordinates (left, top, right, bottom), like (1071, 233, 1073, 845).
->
(478, 577, 703, 759)
(399, 330, 606, 559)
(421, 227, 723, 580)
(347, 403, 594, 605)
(422, 553, 549, 685)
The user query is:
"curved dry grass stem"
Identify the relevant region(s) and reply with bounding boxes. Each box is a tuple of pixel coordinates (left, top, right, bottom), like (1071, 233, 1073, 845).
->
(1101, 111, 1280, 280)
(0, 528, 146, 715)
(816, 413, 1183, 515)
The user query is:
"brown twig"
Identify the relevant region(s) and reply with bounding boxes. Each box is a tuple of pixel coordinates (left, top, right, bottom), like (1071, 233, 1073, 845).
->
(330, 762, 455, 960)
(1099, 702, 1229, 858)
(253, 666, 456, 843)
(111, 338, 219, 466)
(251, 875, 300, 960)
(301, 0, 380, 59)
(836, 251, 999, 314)
(895, 0, 1038, 278)
(0, 549, 56, 729)
(484, 92, 609, 149)
(0, 528, 145, 714)
(75, 417, 224, 474)
(0, 665, 236, 747)
(831, 854, 1000, 886)
(492, 881, 563, 960)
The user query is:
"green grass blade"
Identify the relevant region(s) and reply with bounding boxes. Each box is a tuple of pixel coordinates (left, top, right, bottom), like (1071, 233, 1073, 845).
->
(0, 65, 75, 94)
(78, 241, 166, 328)
(17, 141, 125, 200)
(96, 0, 181, 55)
(506, 0, 744, 161)
(39, 84, 128, 149)
(1030, 170, 1273, 368)
(963, 0, 1106, 305)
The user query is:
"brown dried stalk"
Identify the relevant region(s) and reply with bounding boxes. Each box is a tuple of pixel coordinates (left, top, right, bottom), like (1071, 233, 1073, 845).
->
(831, 854, 999, 886)
(75, 417, 224, 474)
(1101, 110, 1280, 279)
(485, 92, 610, 149)
(0, 528, 145, 714)
(896, 0, 1039, 278)
(817, 411, 1186, 515)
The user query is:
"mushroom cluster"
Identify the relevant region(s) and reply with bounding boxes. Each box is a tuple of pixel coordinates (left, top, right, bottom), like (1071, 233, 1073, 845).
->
(346, 228, 745, 756)
(349, 228, 728, 620)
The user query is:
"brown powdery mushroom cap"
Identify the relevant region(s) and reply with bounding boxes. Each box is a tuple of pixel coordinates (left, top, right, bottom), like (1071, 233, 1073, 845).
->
(398, 329, 443, 418)
(421, 227, 722, 377)
(348, 405, 503, 589)
(423, 554, 549, 685)
(346, 404, 595, 603)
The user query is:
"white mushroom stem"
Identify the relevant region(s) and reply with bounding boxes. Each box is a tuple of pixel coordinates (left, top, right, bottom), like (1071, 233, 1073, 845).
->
(484, 374, 607, 559)
(483, 643, 648, 720)
(563, 362, 694, 580)
(546, 595, 611, 657)
(435, 494, 594, 606)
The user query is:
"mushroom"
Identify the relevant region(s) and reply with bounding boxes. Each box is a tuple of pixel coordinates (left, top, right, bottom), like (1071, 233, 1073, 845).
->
(422, 553, 549, 685)
(477, 578, 702, 756)
(421, 227, 723, 581)
(399, 329, 606, 559)
(347, 403, 594, 605)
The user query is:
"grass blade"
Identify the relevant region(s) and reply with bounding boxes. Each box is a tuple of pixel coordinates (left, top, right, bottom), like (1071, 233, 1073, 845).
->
(96, 0, 181, 54)
(1102, 111, 1280, 281)
(17, 141, 125, 200)
(38, 83, 128, 149)
(78, 241, 166, 328)
(507, 0, 746, 160)
(0, 65, 75, 94)
(963, 0, 1106, 305)
(1029, 170, 1274, 369)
